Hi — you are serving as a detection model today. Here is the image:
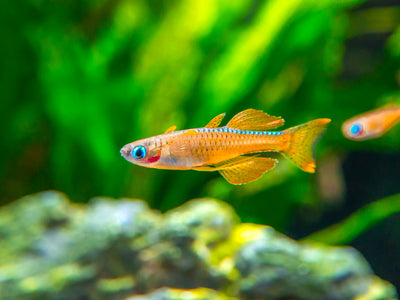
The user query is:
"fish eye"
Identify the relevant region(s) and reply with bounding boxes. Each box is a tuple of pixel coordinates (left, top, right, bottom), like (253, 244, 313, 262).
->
(132, 146, 147, 159)
(350, 123, 363, 136)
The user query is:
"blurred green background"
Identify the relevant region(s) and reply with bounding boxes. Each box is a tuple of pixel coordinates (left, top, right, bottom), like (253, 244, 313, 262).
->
(2, 0, 400, 290)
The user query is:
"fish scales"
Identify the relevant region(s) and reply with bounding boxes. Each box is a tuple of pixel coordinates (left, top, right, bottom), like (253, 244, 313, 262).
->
(162, 128, 288, 167)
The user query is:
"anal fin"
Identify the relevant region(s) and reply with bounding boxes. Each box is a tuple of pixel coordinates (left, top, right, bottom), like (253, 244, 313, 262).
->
(218, 156, 278, 185)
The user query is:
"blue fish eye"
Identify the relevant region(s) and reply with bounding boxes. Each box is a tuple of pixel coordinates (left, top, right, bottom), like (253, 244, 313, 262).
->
(350, 124, 363, 135)
(132, 146, 147, 159)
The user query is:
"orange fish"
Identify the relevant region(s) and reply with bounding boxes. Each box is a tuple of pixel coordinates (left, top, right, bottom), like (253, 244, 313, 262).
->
(120, 109, 331, 184)
(342, 105, 400, 141)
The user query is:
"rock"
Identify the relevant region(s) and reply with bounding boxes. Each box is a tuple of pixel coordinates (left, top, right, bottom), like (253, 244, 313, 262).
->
(125, 287, 234, 300)
(0, 191, 397, 300)
(235, 226, 381, 299)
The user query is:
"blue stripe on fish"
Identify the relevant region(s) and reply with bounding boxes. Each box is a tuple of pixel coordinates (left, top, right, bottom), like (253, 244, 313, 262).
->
(200, 129, 283, 136)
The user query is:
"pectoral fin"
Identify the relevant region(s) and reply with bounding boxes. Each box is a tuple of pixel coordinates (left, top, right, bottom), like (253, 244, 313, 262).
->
(226, 109, 284, 130)
(218, 156, 278, 185)
(194, 156, 256, 171)
(164, 126, 177, 134)
(205, 113, 226, 128)
(167, 129, 198, 155)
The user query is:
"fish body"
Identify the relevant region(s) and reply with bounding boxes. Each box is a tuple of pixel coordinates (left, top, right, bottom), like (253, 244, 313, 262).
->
(342, 105, 400, 141)
(120, 109, 331, 184)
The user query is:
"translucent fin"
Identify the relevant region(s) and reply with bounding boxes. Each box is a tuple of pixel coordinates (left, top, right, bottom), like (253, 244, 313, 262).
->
(205, 113, 226, 128)
(164, 126, 176, 134)
(194, 156, 256, 171)
(226, 109, 284, 130)
(283, 118, 331, 173)
(218, 156, 278, 185)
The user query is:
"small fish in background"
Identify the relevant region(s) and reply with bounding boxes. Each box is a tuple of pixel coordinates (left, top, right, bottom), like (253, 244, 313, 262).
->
(120, 109, 331, 185)
(342, 105, 400, 141)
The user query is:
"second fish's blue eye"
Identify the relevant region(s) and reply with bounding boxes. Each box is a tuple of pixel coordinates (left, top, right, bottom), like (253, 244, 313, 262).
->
(350, 123, 363, 135)
(132, 146, 146, 159)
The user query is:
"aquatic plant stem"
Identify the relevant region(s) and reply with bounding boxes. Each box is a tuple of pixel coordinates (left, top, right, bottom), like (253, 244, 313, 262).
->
(303, 193, 400, 245)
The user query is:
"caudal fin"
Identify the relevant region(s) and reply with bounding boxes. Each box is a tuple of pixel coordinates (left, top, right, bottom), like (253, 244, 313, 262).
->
(283, 118, 331, 173)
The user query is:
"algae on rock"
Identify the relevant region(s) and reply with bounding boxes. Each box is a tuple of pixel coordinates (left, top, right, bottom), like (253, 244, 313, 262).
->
(0, 191, 397, 300)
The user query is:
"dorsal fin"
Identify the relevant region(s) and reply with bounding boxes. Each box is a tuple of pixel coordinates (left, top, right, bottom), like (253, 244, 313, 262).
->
(205, 113, 226, 128)
(164, 126, 177, 134)
(226, 109, 284, 130)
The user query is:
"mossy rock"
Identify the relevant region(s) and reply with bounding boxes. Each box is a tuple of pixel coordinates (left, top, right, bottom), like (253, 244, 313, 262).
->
(0, 191, 397, 300)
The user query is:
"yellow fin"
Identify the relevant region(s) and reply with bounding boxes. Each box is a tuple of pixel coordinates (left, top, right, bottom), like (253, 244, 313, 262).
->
(283, 118, 331, 173)
(226, 109, 284, 130)
(218, 156, 278, 185)
(205, 113, 226, 128)
(164, 125, 177, 134)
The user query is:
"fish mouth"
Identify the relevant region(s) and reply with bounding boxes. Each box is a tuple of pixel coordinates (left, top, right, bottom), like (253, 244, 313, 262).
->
(120, 146, 129, 157)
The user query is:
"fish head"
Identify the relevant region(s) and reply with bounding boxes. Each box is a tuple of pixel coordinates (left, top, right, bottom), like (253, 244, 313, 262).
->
(341, 117, 378, 141)
(120, 136, 163, 167)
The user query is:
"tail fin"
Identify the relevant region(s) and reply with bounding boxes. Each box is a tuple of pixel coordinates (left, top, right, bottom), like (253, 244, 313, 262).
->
(283, 118, 331, 173)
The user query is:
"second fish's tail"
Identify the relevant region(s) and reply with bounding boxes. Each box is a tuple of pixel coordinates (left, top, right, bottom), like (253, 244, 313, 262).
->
(283, 118, 331, 173)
